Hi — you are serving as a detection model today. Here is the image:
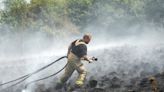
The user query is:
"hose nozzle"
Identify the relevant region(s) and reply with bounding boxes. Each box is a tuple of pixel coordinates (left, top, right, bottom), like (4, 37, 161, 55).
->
(92, 57, 98, 61)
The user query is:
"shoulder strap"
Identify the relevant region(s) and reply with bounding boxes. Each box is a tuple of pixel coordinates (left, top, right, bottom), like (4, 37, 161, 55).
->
(75, 40, 86, 46)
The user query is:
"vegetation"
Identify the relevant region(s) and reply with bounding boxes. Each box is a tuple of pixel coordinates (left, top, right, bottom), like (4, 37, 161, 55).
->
(0, 0, 164, 35)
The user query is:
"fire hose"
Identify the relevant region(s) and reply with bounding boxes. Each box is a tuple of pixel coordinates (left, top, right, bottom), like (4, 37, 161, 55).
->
(0, 56, 97, 91)
(25, 57, 98, 88)
(0, 56, 67, 90)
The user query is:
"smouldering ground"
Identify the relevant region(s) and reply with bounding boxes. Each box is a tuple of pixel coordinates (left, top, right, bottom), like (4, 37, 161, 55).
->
(0, 44, 164, 92)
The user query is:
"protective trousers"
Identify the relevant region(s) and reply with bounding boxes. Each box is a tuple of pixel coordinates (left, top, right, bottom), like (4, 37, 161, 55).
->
(60, 52, 87, 87)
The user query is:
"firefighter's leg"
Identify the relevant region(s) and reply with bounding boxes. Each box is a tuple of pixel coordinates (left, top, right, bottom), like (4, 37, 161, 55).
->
(55, 63, 74, 89)
(60, 63, 75, 83)
(75, 64, 87, 87)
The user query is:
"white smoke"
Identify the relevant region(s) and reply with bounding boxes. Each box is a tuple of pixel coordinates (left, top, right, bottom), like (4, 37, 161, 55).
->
(0, 0, 164, 92)
(0, 0, 5, 10)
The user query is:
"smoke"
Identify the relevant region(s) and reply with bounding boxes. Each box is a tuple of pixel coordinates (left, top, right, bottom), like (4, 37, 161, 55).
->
(83, 0, 164, 82)
(0, 0, 164, 92)
(0, 0, 5, 10)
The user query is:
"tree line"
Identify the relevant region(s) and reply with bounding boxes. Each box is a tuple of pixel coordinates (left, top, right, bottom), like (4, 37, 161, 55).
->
(0, 0, 163, 35)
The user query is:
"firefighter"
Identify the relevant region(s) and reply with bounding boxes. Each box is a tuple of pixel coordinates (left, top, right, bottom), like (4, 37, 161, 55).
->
(55, 34, 95, 90)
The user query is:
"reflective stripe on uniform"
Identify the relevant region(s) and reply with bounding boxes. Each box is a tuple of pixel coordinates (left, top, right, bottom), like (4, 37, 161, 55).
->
(75, 40, 86, 46)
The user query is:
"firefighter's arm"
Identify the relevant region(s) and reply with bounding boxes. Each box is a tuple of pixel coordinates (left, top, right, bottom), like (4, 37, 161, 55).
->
(81, 55, 94, 63)
(67, 44, 72, 57)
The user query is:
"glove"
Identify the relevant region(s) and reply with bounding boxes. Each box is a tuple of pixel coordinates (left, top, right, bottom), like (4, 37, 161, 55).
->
(88, 58, 93, 63)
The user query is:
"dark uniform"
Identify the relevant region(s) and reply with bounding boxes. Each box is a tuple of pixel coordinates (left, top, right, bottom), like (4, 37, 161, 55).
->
(70, 39, 87, 58)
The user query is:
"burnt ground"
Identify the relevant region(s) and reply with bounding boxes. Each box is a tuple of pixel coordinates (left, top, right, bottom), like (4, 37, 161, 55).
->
(28, 71, 164, 92)
(1, 45, 164, 92)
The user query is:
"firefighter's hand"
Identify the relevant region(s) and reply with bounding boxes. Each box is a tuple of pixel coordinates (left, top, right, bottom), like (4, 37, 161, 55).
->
(88, 59, 93, 63)
(81, 56, 97, 63)
(83, 57, 93, 63)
